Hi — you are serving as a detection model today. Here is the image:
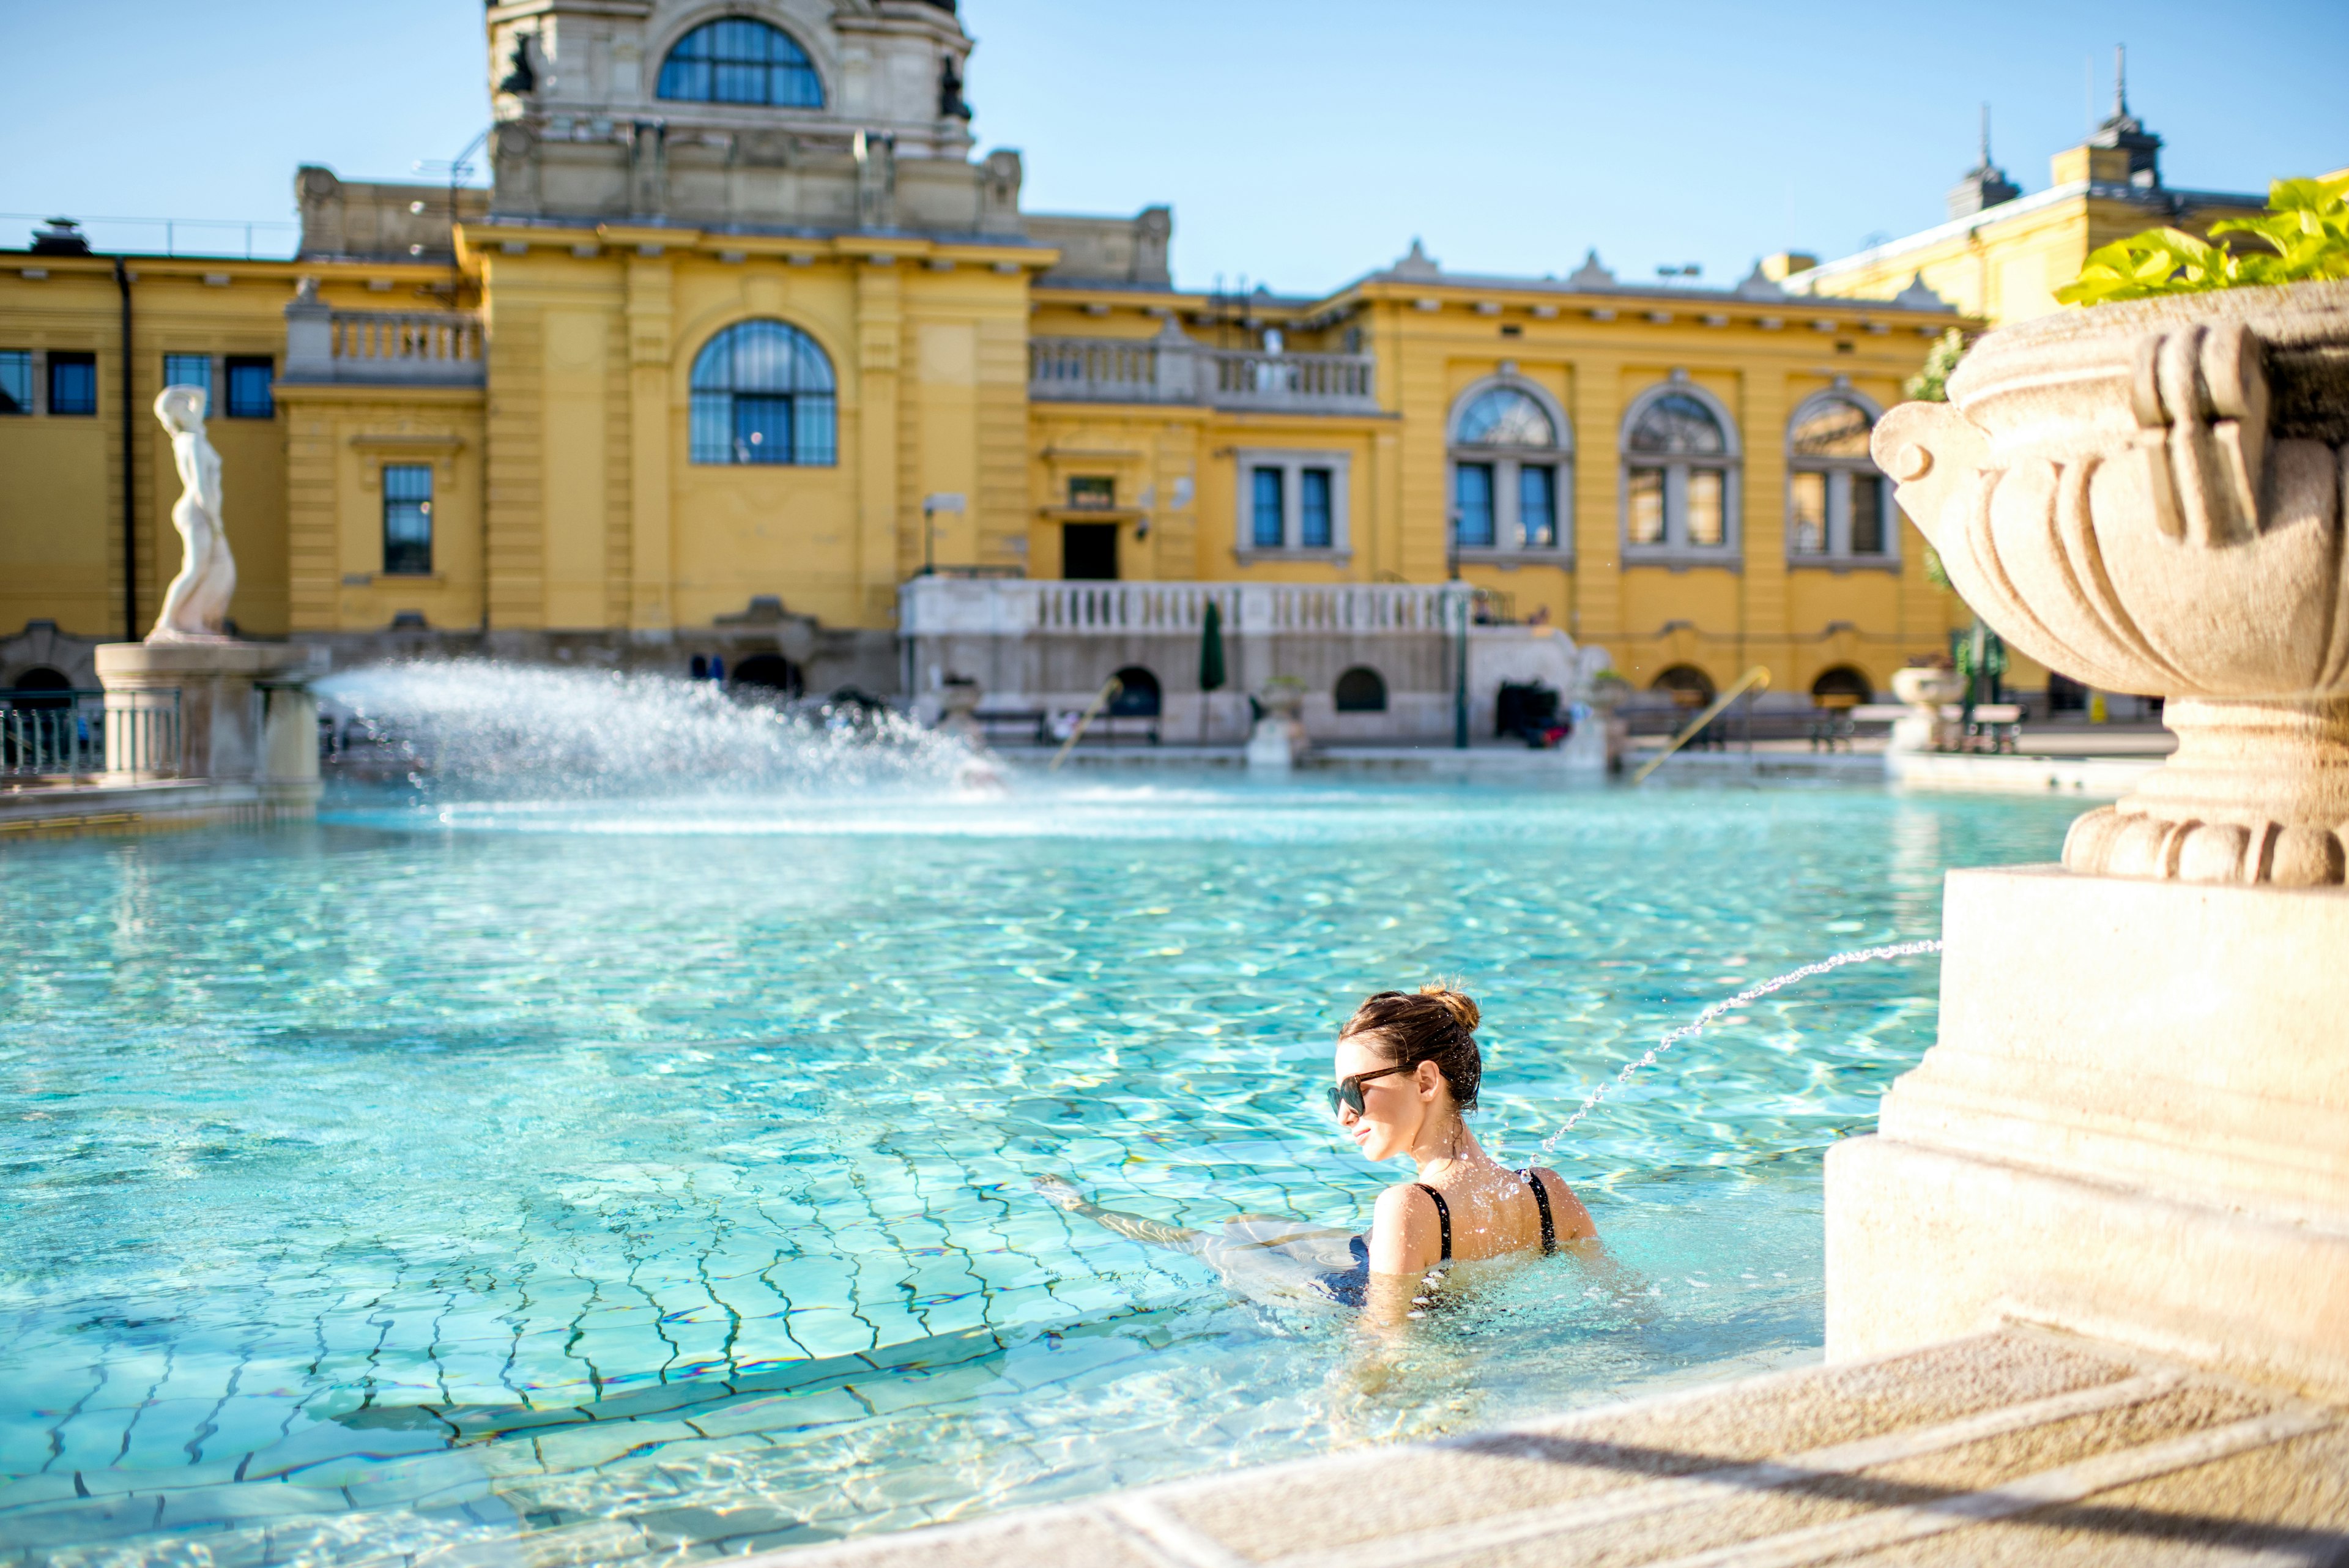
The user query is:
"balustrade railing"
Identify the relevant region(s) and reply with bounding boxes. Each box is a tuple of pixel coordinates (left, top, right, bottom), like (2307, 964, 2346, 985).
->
(106, 688, 183, 778)
(284, 300, 486, 386)
(903, 577, 1471, 637)
(1027, 334, 1379, 414)
(2, 691, 107, 781)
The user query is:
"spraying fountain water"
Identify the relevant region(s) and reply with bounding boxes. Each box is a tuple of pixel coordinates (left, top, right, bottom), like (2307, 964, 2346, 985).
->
(316, 660, 989, 800)
(1540, 940, 1944, 1153)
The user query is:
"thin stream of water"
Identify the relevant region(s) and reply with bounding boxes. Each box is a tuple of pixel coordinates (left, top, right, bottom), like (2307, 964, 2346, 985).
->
(1541, 940, 1948, 1151)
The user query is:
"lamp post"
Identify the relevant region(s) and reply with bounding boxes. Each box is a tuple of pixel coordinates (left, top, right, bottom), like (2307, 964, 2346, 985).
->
(921, 491, 965, 576)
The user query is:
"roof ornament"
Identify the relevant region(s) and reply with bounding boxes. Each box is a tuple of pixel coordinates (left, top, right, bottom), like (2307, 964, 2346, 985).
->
(1390, 237, 1441, 280)
(1945, 102, 2021, 218)
(1565, 248, 1615, 288)
(2088, 42, 2162, 186)
(1734, 260, 1784, 300)
(1893, 272, 1956, 313)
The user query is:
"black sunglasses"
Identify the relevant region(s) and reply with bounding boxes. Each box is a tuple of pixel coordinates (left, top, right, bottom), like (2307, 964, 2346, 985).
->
(1327, 1065, 1413, 1118)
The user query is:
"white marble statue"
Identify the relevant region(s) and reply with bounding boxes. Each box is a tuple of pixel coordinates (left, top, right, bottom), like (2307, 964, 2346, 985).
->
(149, 384, 237, 642)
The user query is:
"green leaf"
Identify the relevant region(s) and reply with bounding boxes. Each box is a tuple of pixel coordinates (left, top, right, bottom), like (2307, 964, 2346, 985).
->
(2060, 175, 2349, 303)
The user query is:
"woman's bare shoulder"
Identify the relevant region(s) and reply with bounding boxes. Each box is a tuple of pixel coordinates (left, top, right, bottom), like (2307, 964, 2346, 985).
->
(1525, 1165, 1598, 1239)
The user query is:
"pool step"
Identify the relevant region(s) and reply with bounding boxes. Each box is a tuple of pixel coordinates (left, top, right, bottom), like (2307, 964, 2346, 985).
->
(756, 1326, 2349, 1567)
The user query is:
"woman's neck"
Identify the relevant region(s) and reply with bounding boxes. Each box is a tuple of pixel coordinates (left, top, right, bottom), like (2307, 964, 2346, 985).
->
(1408, 1118, 1487, 1181)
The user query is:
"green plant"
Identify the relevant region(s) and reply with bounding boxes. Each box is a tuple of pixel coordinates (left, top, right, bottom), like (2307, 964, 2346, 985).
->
(1904, 327, 1967, 403)
(2055, 173, 2349, 305)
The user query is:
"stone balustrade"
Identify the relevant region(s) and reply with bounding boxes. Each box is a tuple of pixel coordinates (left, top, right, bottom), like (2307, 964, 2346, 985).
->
(900, 576, 1463, 637)
(283, 295, 486, 387)
(1027, 327, 1379, 414)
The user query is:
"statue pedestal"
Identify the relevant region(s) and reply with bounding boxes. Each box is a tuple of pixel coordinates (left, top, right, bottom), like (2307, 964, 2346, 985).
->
(1826, 866, 2349, 1398)
(95, 641, 321, 812)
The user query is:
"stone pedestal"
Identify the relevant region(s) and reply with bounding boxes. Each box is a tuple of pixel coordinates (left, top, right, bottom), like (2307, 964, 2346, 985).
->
(95, 641, 321, 812)
(1825, 865, 2349, 1398)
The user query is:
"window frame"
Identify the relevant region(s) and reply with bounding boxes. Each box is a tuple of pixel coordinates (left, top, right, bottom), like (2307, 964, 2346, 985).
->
(0, 351, 31, 415)
(162, 354, 213, 412)
(655, 17, 826, 109)
(1234, 450, 1351, 562)
(47, 351, 98, 417)
(1784, 388, 1898, 571)
(381, 463, 436, 577)
(1446, 376, 1573, 565)
(223, 355, 275, 420)
(1618, 376, 1742, 568)
(688, 318, 838, 468)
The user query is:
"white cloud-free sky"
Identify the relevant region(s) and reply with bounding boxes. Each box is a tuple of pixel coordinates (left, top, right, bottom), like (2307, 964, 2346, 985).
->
(4, 0, 2343, 293)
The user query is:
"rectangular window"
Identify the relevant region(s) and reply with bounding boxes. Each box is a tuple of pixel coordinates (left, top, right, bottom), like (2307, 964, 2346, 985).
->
(1627, 467, 1666, 545)
(1067, 475, 1115, 509)
(1299, 468, 1333, 549)
(1849, 474, 1885, 555)
(1789, 471, 1828, 554)
(1252, 467, 1286, 548)
(224, 356, 274, 418)
(0, 351, 29, 415)
(382, 464, 434, 576)
(1687, 468, 1726, 547)
(48, 352, 97, 416)
(1518, 464, 1556, 548)
(163, 354, 212, 404)
(1454, 463, 1495, 548)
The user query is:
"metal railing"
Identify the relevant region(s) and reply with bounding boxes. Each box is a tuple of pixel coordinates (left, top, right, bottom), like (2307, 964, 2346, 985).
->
(2, 691, 108, 781)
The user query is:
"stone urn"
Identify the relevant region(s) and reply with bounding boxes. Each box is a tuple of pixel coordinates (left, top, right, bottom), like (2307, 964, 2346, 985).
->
(1888, 666, 1965, 754)
(1875, 280, 2349, 885)
(1247, 676, 1310, 771)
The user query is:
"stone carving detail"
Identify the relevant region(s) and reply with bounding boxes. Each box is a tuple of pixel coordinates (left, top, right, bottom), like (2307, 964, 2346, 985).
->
(1875, 281, 2349, 885)
(149, 385, 239, 644)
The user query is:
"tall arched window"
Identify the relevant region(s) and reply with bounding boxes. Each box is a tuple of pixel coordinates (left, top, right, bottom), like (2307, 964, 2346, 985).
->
(657, 18, 823, 107)
(1621, 381, 1740, 560)
(1787, 390, 1893, 564)
(690, 321, 836, 467)
(1449, 382, 1571, 555)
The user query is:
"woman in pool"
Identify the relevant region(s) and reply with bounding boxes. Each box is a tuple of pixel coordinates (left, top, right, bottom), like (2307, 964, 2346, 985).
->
(1039, 984, 1595, 1316)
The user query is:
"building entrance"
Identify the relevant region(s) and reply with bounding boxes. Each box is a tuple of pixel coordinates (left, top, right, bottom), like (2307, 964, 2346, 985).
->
(1062, 523, 1118, 580)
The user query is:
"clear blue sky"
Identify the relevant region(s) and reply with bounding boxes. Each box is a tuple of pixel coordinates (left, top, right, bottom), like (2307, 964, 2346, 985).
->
(4, 0, 2342, 292)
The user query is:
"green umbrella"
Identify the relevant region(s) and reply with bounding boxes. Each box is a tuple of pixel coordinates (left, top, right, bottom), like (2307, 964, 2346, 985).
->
(1199, 598, 1226, 692)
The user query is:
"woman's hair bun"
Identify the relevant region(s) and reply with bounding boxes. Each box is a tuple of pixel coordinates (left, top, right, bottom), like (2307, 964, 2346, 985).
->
(1417, 983, 1480, 1033)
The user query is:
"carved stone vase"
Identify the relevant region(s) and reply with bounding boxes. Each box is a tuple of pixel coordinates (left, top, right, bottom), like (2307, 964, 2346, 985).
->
(1876, 280, 2349, 886)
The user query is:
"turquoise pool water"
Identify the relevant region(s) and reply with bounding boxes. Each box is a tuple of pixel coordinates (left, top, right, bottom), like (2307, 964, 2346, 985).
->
(0, 770, 2078, 1566)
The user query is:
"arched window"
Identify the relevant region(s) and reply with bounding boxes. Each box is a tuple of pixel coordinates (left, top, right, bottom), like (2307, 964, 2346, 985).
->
(731, 653, 804, 697)
(1334, 666, 1387, 713)
(1787, 391, 1893, 563)
(1622, 382, 1739, 559)
(1810, 665, 1874, 701)
(1108, 666, 1161, 718)
(1449, 382, 1570, 553)
(657, 18, 823, 107)
(1652, 664, 1716, 702)
(690, 321, 836, 466)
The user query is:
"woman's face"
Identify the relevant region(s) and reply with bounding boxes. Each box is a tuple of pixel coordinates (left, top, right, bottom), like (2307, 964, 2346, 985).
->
(1332, 1036, 1435, 1163)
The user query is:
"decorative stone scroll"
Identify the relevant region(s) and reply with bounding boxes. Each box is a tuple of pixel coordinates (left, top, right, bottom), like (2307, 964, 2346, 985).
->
(1874, 281, 2349, 885)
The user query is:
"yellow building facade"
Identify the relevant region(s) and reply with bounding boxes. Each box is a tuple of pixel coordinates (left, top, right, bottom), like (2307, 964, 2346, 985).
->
(4, 2, 2258, 713)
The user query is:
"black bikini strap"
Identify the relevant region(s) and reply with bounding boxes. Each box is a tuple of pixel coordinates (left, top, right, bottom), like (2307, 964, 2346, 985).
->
(1414, 1183, 1452, 1261)
(1522, 1169, 1557, 1255)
